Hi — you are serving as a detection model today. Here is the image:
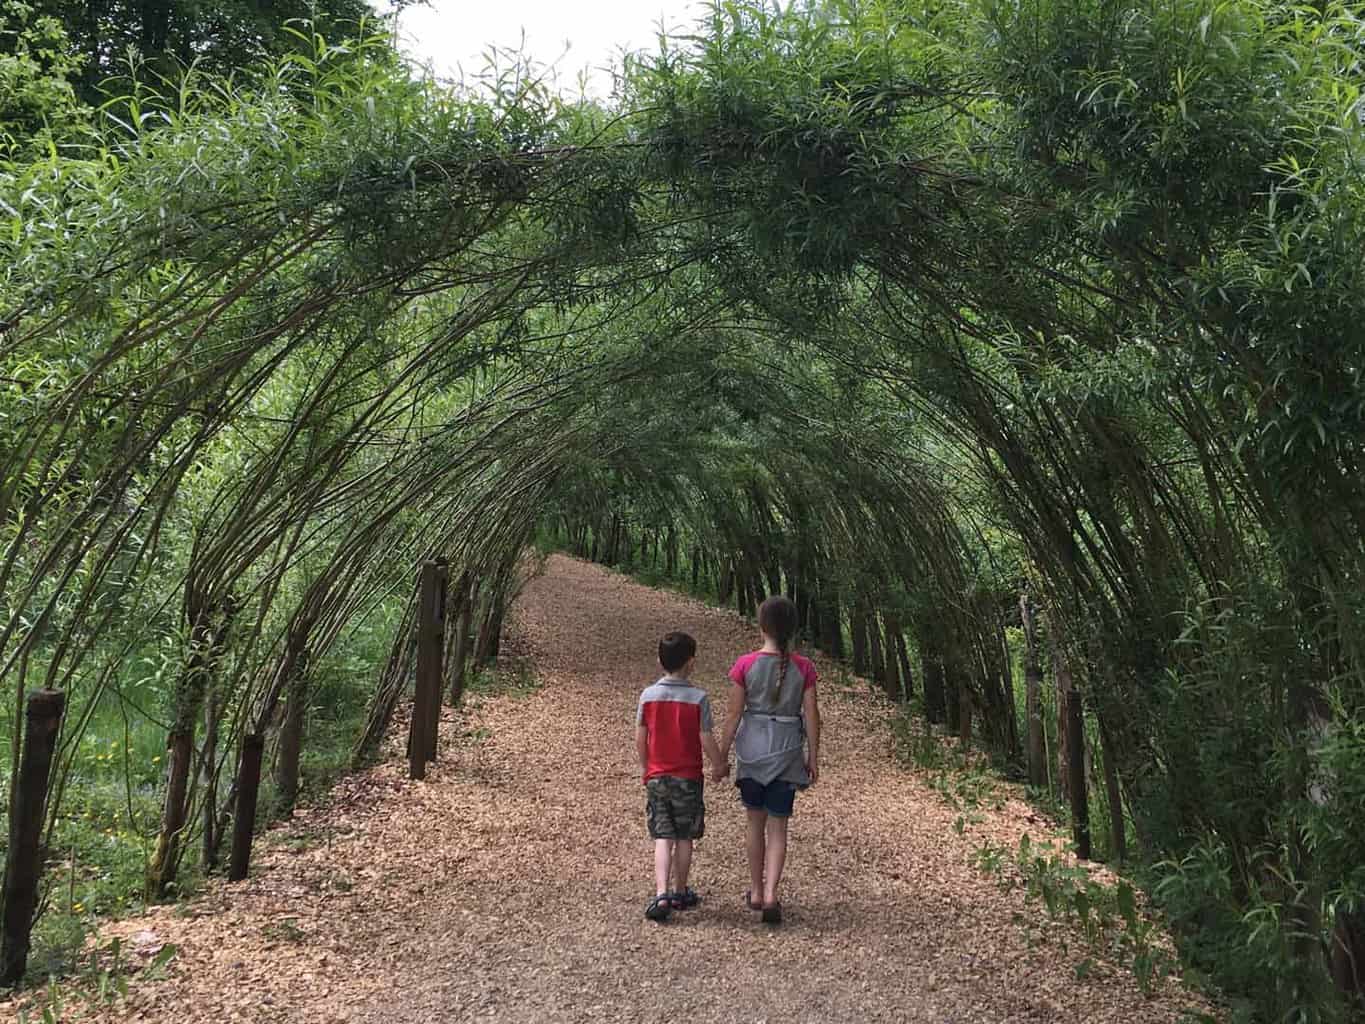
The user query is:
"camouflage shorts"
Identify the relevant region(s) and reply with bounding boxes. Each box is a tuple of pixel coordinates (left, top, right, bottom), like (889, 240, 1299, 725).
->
(645, 776, 705, 840)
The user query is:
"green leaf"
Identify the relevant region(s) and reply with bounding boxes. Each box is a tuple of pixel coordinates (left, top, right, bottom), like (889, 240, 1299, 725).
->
(1116, 881, 1137, 928)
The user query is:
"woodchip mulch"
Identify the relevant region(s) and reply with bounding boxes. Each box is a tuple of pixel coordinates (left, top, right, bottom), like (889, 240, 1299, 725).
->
(3, 553, 1217, 1023)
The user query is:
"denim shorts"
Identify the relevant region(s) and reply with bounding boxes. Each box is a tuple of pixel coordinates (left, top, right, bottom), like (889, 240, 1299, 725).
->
(737, 777, 797, 817)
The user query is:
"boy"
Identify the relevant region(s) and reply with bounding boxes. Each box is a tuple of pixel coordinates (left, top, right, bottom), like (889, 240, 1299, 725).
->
(636, 631, 724, 922)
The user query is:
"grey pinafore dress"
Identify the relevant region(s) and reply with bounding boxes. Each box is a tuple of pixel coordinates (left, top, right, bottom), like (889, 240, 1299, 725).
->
(734, 654, 810, 787)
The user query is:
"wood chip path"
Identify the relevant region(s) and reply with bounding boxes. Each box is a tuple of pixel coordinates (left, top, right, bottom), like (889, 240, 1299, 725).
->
(15, 554, 1213, 1022)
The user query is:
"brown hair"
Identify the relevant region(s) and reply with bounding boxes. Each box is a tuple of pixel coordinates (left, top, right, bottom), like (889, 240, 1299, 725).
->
(658, 631, 697, 673)
(757, 595, 798, 706)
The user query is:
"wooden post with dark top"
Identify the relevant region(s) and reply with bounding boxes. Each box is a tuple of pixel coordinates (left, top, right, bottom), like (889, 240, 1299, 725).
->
(228, 733, 265, 882)
(422, 560, 448, 763)
(408, 559, 446, 779)
(2, 689, 66, 986)
(1066, 689, 1091, 860)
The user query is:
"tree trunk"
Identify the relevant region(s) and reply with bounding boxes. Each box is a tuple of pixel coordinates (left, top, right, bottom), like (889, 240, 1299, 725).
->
(1099, 720, 1126, 864)
(882, 620, 901, 700)
(851, 609, 869, 676)
(737, 570, 758, 617)
(1065, 687, 1091, 860)
(148, 594, 233, 898)
(1020, 593, 1047, 788)
(805, 592, 820, 650)
(1332, 912, 1365, 1008)
(273, 643, 310, 816)
(1053, 634, 1071, 803)
(894, 632, 914, 701)
(868, 614, 886, 687)
(998, 625, 1021, 759)
(823, 587, 844, 659)
(476, 590, 503, 665)
(922, 645, 946, 724)
(200, 686, 224, 869)
(766, 562, 782, 599)
(447, 575, 473, 706)
(944, 659, 962, 734)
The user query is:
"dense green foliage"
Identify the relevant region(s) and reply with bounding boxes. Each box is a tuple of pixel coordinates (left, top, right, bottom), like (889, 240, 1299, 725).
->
(3, 1, 1365, 1018)
(12, 0, 379, 102)
(0, 1, 85, 156)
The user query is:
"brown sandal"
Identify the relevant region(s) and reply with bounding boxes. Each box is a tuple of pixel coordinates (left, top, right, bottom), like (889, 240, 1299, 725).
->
(744, 890, 763, 911)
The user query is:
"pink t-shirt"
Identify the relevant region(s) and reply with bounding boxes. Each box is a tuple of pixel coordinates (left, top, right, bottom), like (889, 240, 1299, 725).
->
(728, 651, 818, 692)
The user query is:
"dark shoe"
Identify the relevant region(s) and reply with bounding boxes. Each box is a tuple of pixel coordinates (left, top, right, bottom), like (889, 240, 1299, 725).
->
(761, 902, 783, 925)
(645, 894, 672, 922)
(744, 890, 763, 911)
(674, 888, 700, 909)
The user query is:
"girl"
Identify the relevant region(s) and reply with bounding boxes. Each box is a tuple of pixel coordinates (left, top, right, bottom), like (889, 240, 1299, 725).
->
(717, 595, 821, 924)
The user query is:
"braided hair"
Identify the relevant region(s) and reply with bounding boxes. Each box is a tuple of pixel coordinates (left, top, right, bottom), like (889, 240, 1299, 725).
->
(757, 595, 799, 707)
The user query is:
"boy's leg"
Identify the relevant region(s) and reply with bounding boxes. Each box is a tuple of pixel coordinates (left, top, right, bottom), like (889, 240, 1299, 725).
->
(745, 809, 767, 900)
(672, 839, 694, 893)
(654, 839, 674, 897)
(762, 815, 789, 906)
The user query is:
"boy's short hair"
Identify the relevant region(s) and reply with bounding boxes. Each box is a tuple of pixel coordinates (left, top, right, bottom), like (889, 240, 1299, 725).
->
(658, 631, 697, 673)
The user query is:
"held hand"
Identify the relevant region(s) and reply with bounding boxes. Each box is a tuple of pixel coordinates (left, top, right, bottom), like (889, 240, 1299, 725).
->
(711, 762, 730, 783)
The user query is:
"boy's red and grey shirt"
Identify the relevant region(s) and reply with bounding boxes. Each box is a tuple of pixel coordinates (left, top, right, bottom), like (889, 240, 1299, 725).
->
(637, 676, 713, 783)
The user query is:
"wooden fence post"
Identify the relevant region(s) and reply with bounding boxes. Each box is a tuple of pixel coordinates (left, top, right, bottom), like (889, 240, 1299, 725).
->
(2, 689, 66, 986)
(423, 561, 448, 762)
(1066, 689, 1091, 860)
(408, 559, 446, 779)
(227, 733, 265, 882)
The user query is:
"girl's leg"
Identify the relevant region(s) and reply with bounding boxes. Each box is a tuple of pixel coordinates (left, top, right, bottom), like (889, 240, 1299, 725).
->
(745, 808, 768, 899)
(673, 839, 694, 893)
(762, 815, 789, 906)
(654, 839, 674, 897)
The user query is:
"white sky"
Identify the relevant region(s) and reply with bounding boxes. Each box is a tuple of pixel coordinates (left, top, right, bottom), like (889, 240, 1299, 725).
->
(391, 0, 706, 98)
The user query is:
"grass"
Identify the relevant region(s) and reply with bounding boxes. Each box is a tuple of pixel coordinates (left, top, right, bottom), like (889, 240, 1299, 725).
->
(464, 659, 542, 700)
(0, 596, 408, 988)
(891, 700, 1195, 1003)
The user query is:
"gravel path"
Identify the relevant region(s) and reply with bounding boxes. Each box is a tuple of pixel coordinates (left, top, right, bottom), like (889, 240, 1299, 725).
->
(23, 554, 1211, 1022)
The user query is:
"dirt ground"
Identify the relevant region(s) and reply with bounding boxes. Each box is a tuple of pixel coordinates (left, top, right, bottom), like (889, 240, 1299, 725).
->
(3, 554, 1215, 1023)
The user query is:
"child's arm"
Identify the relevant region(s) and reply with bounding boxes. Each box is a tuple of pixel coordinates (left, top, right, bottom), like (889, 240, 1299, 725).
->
(717, 683, 745, 760)
(803, 685, 821, 785)
(636, 724, 649, 777)
(702, 728, 725, 781)
(700, 694, 727, 781)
